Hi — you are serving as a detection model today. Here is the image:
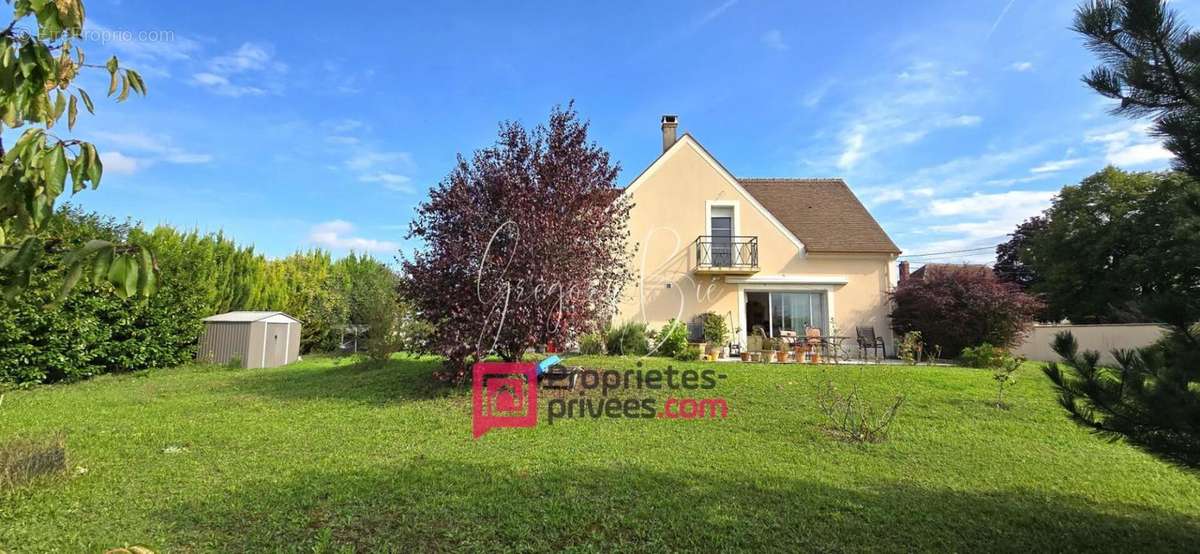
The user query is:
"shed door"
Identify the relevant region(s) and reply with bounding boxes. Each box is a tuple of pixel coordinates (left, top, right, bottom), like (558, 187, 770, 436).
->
(266, 322, 290, 367)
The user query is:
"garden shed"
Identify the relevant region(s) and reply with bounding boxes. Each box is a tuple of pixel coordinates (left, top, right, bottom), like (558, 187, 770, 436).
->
(198, 311, 301, 369)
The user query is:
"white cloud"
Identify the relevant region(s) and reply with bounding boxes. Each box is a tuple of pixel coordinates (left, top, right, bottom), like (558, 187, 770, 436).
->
(987, 0, 1017, 39)
(190, 72, 266, 97)
(801, 80, 835, 108)
(941, 114, 982, 127)
(762, 29, 788, 51)
(1010, 61, 1034, 72)
(102, 151, 142, 174)
(928, 190, 1056, 217)
(865, 142, 1048, 198)
(210, 43, 283, 74)
(697, 0, 738, 26)
(860, 186, 934, 205)
(82, 20, 201, 77)
(1030, 157, 1085, 173)
(191, 43, 285, 97)
(824, 61, 978, 172)
(837, 128, 865, 170)
(308, 220, 399, 252)
(1084, 123, 1173, 167)
(346, 151, 412, 172)
(92, 131, 213, 167)
(359, 173, 414, 193)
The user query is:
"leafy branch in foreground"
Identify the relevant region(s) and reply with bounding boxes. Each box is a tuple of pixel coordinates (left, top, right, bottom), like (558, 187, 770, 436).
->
(0, 0, 151, 301)
(1073, 0, 1200, 178)
(1043, 321, 1200, 470)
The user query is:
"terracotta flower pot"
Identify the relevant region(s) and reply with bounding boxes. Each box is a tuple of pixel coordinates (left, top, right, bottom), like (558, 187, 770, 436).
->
(740, 352, 751, 362)
(775, 350, 788, 363)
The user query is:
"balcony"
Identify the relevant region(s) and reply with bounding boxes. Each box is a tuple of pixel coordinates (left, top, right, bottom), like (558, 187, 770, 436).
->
(694, 236, 759, 274)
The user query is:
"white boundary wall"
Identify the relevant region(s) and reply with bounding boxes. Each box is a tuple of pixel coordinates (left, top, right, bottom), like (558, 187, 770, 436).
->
(1013, 324, 1168, 366)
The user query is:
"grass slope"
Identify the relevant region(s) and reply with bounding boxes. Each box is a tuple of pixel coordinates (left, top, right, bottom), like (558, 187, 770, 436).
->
(1, 355, 1199, 552)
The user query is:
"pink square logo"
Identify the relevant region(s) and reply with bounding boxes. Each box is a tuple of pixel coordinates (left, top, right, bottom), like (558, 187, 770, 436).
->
(472, 362, 538, 438)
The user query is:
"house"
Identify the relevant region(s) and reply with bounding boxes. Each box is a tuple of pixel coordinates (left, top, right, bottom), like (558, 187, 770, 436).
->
(614, 116, 901, 350)
(898, 262, 990, 283)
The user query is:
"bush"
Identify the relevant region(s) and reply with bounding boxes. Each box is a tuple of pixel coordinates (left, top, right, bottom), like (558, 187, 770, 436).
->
(0, 207, 399, 385)
(700, 312, 729, 346)
(674, 344, 701, 362)
(578, 332, 605, 355)
(605, 322, 648, 356)
(890, 265, 1043, 358)
(654, 320, 688, 357)
(960, 343, 1007, 369)
(815, 378, 904, 443)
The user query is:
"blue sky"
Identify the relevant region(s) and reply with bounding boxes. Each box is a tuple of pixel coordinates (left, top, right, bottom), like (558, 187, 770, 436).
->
(56, 0, 1195, 265)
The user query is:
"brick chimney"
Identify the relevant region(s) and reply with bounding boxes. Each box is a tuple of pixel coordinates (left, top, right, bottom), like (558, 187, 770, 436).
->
(661, 115, 678, 153)
(898, 261, 910, 284)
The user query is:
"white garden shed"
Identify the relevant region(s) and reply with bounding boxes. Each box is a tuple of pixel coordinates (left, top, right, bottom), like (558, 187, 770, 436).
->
(197, 311, 301, 369)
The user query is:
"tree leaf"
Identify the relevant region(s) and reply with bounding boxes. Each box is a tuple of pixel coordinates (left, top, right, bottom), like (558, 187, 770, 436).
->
(88, 143, 102, 187)
(92, 246, 112, 286)
(107, 70, 118, 96)
(67, 94, 77, 129)
(56, 261, 84, 300)
(44, 142, 67, 197)
(123, 255, 139, 298)
(77, 87, 94, 113)
(139, 247, 156, 296)
(106, 254, 127, 298)
(117, 74, 130, 102)
(105, 56, 118, 74)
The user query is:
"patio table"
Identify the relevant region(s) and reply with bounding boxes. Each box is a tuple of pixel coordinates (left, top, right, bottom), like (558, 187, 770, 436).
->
(784, 335, 853, 364)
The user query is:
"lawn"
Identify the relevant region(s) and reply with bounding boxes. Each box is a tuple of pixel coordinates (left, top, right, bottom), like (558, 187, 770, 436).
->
(1, 355, 1199, 553)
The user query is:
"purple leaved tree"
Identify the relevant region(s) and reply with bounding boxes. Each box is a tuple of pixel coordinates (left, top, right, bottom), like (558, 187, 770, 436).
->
(401, 103, 633, 378)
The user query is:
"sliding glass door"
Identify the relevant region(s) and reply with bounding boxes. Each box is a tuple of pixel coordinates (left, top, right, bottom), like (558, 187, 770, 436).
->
(745, 291, 827, 337)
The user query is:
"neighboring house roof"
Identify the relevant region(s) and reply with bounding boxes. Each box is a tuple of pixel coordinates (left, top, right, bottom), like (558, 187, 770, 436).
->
(740, 179, 902, 255)
(909, 263, 989, 280)
(203, 311, 300, 324)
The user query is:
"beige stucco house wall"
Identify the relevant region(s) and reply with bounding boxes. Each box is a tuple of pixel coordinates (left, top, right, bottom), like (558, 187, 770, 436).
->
(614, 118, 900, 350)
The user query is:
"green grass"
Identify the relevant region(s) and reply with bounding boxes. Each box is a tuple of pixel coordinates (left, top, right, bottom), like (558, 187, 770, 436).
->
(1, 355, 1199, 552)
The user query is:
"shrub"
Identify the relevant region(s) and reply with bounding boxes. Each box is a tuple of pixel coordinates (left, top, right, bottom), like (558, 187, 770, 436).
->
(890, 265, 1043, 358)
(1, 434, 67, 490)
(815, 378, 904, 443)
(992, 355, 1022, 409)
(700, 312, 729, 346)
(605, 322, 649, 356)
(960, 343, 1007, 369)
(674, 344, 701, 362)
(654, 320, 688, 357)
(578, 332, 605, 355)
(897, 331, 923, 365)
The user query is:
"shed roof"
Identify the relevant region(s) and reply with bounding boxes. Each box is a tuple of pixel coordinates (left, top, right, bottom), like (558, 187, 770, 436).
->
(202, 311, 300, 324)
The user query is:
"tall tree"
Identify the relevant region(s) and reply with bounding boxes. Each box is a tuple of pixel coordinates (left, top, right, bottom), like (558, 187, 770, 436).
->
(0, 0, 152, 301)
(1042, 0, 1200, 470)
(1005, 168, 1200, 323)
(402, 103, 632, 376)
(1074, 0, 1200, 178)
(993, 215, 1048, 290)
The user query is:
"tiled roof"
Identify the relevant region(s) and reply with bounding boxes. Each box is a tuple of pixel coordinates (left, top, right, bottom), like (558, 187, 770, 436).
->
(740, 178, 901, 255)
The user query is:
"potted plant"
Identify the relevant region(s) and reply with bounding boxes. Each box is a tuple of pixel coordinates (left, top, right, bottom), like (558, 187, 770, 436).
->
(740, 349, 752, 362)
(775, 338, 789, 363)
(701, 312, 729, 359)
(747, 325, 765, 353)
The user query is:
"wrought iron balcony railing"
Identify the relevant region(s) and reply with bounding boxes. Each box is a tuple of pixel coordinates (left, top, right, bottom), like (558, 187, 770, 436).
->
(694, 236, 758, 271)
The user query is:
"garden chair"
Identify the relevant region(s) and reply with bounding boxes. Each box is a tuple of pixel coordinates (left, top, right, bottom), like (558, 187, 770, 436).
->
(805, 326, 823, 364)
(856, 327, 886, 362)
